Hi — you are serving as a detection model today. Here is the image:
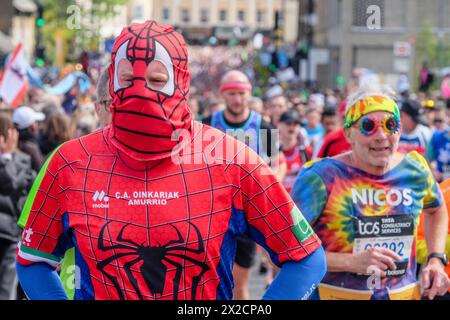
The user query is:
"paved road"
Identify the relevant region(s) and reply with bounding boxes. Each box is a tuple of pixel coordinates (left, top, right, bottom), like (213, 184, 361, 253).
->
(248, 253, 268, 300)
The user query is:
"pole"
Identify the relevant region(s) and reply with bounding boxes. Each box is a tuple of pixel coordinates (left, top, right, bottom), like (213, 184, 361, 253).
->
(438, 0, 445, 85)
(306, 0, 314, 87)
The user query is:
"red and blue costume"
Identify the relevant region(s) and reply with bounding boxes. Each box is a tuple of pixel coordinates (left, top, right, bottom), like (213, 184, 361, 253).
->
(16, 21, 324, 300)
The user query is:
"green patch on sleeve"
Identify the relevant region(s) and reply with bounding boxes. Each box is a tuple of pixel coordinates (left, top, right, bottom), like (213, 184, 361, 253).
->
(290, 206, 314, 243)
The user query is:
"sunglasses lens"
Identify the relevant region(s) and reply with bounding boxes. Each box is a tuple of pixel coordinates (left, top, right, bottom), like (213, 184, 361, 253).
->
(385, 117, 398, 131)
(361, 118, 375, 134)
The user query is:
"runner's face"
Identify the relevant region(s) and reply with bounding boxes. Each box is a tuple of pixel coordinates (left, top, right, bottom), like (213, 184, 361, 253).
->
(222, 90, 249, 116)
(279, 122, 299, 140)
(268, 96, 288, 123)
(322, 115, 339, 134)
(306, 110, 321, 128)
(279, 122, 299, 148)
(400, 111, 415, 132)
(346, 111, 400, 169)
(433, 109, 448, 130)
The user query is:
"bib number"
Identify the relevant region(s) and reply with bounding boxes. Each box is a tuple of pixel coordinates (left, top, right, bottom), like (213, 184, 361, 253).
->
(353, 215, 415, 277)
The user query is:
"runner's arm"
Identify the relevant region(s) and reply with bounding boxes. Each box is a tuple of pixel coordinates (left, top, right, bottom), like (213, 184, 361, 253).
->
(422, 205, 450, 298)
(423, 205, 448, 260)
(16, 262, 68, 300)
(420, 153, 448, 259)
(263, 246, 326, 300)
(326, 249, 401, 275)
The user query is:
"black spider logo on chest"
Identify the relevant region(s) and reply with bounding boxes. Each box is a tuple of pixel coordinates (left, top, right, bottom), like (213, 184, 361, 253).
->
(96, 221, 210, 300)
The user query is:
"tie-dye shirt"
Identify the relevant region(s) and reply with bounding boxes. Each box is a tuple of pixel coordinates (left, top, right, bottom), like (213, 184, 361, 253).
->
(291, 151, 443, 299)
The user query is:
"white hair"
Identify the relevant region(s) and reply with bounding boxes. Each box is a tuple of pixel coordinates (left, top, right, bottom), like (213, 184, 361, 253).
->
(96, 67, 111, 101)
(345, 82, 397, 114)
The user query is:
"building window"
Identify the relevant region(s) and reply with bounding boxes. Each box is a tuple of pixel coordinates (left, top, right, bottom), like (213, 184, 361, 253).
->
(162, 8, 170, 21)
(200, 8, 208, 23)
(219, 9, 227, 22)
(238, 10, 245, 22)
(353, 0, 384, 27)
(181, 9, 190, 23)
(257, 10, 265, 24)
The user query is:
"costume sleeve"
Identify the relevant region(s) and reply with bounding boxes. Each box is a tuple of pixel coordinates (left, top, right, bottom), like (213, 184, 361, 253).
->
(234, 146, 321, 267)
(291, 163, 328, 225)
(16, 262, 68, 300)
(16, 145, 72, 269)
(262, 246, 326, 300)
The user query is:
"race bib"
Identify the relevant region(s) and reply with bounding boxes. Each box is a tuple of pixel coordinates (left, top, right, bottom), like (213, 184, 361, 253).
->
(353, 215, 415, 277)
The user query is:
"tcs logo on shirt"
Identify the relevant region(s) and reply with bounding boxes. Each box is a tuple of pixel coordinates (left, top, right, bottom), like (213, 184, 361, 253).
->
(351, 188, 413, 207)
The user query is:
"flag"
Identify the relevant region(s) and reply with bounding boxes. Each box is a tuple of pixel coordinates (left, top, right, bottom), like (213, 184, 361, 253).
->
(0, 43, 29, 108)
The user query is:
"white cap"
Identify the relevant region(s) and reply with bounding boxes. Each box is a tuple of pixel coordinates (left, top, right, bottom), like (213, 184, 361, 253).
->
(12, 106, 45, 130)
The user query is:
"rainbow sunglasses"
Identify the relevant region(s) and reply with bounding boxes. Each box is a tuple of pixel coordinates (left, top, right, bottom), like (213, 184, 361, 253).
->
(357, 114, 400, 136)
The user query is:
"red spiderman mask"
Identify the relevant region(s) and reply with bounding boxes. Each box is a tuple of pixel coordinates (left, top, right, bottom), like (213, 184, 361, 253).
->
(108, 21, 192, 161)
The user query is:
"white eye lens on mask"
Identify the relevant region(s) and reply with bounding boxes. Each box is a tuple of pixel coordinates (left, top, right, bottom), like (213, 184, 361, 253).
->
(153, 40, 174, 96)
(113, 39, 131, 93)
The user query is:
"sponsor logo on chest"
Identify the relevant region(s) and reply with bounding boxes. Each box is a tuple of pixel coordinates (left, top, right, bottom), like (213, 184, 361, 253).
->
(351, 188, 413, 207)
(91, 190, 180, 208)
(115, 191, 180, 206)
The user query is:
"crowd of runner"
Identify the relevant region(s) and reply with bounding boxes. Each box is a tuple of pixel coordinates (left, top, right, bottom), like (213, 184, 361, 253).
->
(0, 20, 449, 300)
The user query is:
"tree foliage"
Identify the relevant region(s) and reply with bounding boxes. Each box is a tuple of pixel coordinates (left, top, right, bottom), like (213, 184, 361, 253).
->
(414, 20, 450, 90)
(41, 0, 126, 64)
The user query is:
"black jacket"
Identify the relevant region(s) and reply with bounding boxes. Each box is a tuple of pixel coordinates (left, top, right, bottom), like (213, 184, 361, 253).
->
(0, 152, 36, 242)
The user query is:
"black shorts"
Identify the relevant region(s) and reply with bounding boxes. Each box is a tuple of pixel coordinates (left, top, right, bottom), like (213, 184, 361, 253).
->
(234, 235, 257, 269)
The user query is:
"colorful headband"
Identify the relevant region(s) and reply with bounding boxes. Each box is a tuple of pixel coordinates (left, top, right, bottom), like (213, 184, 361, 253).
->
(343, 95, 400, 129)
(219, 81, 252, 93)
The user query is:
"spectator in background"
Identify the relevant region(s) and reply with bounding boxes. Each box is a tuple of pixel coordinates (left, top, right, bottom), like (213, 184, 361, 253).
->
(324, 89, 338, 107)
(265, 94, 288, 127)
(33, 94, 62, 116)
(426, 106, 450, 182)
(398, 99, 432, 155)
(309, 93, 325, 110)
(419, 62, 434, 93)
(12, 106, 46, 171)
(278, 110, 312, 194)
(38, 112, 72, 158)
(207, 98, 225, 117)
(305, 107, 325, 158)
(431, 103, 448, 132)
(292, 100, 308, 127)
(248, 96, 264, 115)
(442, 73, 450, 110)
(316, 101, 351, 158)
(62, 84, 79, 116)
(73, 114, 97, 138)
(0, 114, 35, 300)
(321, 107, 340, 136)
(421, 99, 436, 129)
(70, 101, 97, 138)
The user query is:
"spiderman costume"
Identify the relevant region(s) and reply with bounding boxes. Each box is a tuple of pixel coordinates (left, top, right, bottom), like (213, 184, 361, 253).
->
(16, 21, 323, 300)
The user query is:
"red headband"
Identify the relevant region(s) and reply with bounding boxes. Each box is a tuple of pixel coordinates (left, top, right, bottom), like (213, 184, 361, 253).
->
(219, 81, 252, 93)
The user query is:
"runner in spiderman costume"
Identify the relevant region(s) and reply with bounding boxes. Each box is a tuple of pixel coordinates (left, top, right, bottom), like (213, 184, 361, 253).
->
(16, 21, 326, 300)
